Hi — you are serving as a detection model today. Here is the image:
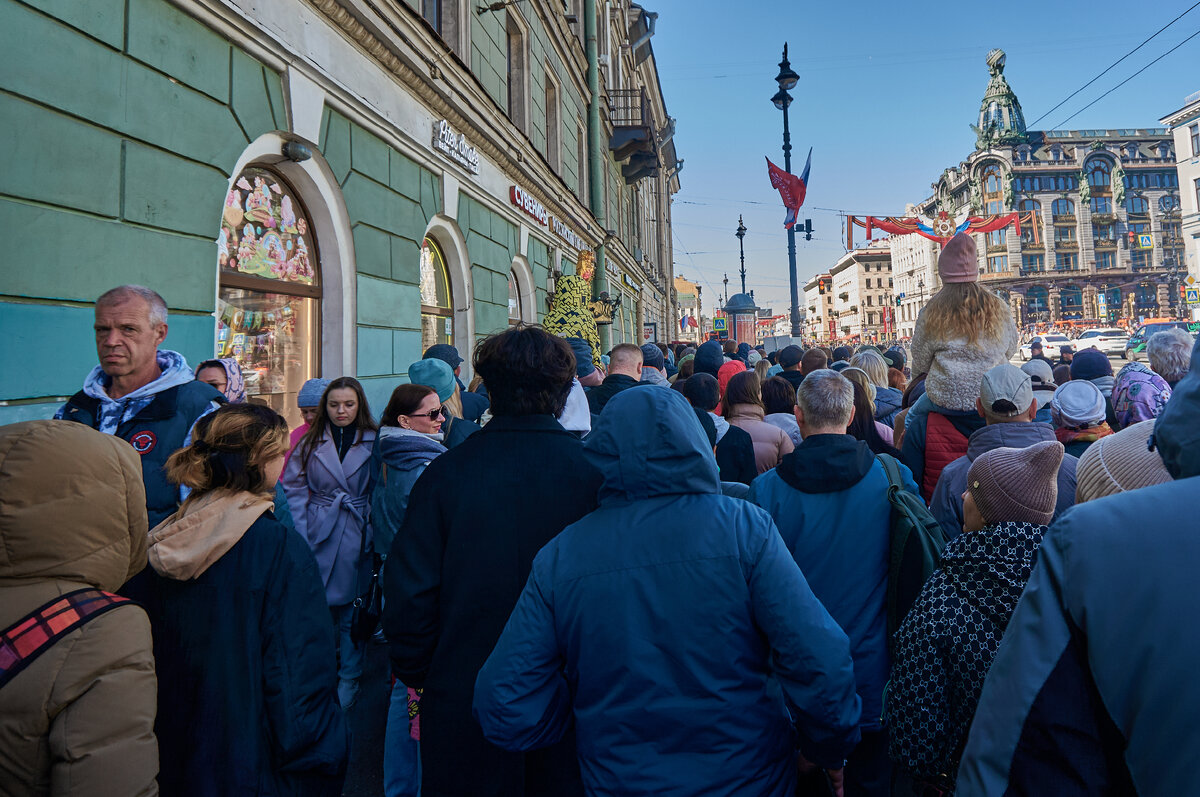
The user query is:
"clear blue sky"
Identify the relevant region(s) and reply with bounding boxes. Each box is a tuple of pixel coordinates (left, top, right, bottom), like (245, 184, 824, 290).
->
(650, 0, 1200, 316)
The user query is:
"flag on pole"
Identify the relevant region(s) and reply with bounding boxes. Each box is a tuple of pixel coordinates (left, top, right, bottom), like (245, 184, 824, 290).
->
(766, 148, 811, 229)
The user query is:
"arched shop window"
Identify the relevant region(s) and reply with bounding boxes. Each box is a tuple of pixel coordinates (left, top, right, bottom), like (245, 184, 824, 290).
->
(420, 237, 454, 351)
(217, 166, 319, 428)
(508, 270, 524, 326)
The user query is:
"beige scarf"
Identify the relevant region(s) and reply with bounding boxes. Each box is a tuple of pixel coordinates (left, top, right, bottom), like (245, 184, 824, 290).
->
(147, 490, 273, 580)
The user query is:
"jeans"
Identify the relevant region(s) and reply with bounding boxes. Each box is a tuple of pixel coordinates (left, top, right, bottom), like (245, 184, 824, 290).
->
(384, 678, 421, 797)
(329, 603, 364, 683)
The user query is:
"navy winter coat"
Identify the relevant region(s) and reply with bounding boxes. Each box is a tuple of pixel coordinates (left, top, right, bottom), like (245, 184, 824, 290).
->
(125, 512, 348, 796)
(473, 388, 862, 796)
(874, 386, 903, 427)
(749, 434, 920, 731)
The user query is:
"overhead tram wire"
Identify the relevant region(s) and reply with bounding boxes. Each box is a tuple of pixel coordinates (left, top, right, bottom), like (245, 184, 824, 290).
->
(1029, 0, 1200, 127)
(1052, 25, 1200, 129)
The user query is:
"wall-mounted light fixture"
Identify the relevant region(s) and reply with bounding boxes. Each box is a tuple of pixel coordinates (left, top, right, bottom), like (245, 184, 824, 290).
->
(282, 140, 312, 162)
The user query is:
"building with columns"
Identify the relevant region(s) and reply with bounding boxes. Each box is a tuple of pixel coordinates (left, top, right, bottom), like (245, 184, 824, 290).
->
(1161, 89, 1200, 309)
(907, 49, 1184, 331)
(827, 240, 893, 343)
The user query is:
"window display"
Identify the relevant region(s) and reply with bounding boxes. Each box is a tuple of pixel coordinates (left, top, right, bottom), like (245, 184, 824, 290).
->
(217, 167, 320, 428)
(420, 237, 453, 351)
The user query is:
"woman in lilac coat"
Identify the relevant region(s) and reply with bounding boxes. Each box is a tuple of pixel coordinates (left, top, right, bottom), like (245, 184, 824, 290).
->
(283, 376, 378, 710)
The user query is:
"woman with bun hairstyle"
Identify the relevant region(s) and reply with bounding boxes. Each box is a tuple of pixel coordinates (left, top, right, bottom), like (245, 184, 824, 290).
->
(904, 232, 1019, 499)
(283, 376, 378, 710)
(130, 403, 348, 796)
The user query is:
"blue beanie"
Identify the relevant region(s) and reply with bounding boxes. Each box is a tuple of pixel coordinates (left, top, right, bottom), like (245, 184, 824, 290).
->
(297, 378, 331, 408)
(694, 341, 724, 377)
(567, 337, 596, 378)
(640, 343, 665, 371)
(408, 358, 456, 402)
(1069, 348, 1113, 381)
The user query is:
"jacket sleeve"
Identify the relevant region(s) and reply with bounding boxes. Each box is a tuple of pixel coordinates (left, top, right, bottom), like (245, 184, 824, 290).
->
(928, 464, 964, 541)
(280, 448, 308, 539)
(900, 411, 926, 492)
(747, 520, 862, 769)
(472, 557, 573, 752)
(885, 589, 954, 782)
(261, 528, 350, 780)
(48, 606, 159, 797)
(383, 463, 445, 687)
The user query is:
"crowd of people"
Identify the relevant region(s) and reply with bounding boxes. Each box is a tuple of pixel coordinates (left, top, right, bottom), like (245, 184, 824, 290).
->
(2, 229, 1198, 796)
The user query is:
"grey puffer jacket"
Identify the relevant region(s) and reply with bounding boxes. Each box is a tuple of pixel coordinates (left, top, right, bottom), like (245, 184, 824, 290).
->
(911, 313, 1019, 412)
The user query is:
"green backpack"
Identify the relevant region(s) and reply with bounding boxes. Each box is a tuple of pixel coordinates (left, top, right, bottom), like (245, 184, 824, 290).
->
(877, 454, 947, 645)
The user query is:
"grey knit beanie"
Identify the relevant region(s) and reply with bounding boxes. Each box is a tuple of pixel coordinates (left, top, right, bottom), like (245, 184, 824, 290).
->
(1076, 419, 1172, 503)
(967, 441, 1064, 527)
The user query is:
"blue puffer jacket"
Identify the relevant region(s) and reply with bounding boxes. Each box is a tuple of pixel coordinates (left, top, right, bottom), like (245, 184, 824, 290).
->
(749, 434, 920, 731)
(874, 386, 903, 428)
(473, 388, 862, 796)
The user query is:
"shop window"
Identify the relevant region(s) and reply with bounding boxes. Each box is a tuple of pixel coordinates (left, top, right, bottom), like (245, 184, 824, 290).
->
(217, 166, 320, 428)
(420, 237, 454, 351)
(508, 269, 525, 325)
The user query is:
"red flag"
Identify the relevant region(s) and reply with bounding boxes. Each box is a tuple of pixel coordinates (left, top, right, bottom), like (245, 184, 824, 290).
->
(766, 155, 809, 229)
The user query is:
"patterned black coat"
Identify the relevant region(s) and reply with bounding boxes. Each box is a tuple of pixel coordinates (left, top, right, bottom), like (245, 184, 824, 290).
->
(883, 521, 1047, 791)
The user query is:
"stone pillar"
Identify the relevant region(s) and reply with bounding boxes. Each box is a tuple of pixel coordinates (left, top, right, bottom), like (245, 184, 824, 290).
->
(1157, 283, 1172, 317)
(1048, 283, 1062, 324)
(1083, 284, 1099, 322)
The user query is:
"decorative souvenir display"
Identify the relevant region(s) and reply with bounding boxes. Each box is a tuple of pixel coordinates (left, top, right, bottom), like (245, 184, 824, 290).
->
(219, 168, 315, 285)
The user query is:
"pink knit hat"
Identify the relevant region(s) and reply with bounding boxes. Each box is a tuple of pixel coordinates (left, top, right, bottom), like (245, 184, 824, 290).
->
(938, 232, 979, 284)
(967, 441, 1064, 527)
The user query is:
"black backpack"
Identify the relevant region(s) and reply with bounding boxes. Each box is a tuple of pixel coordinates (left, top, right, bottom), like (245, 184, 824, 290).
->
(877, 454, 947, 644)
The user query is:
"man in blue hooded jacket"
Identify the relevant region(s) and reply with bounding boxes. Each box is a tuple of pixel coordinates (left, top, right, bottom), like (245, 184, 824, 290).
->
(749, 368, 920, 795)
(473, 387, 862, 796)
(956, 334, 1200, 795)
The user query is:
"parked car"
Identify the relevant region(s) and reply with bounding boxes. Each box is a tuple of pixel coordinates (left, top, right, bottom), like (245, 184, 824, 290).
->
(1125, 320, 1198, 361)
(1019, 334, 1071, 361)
(1073, 328, 1130, 357)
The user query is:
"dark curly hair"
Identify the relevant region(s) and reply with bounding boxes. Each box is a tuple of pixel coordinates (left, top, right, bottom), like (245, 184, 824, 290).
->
(474, 325, 575, 416)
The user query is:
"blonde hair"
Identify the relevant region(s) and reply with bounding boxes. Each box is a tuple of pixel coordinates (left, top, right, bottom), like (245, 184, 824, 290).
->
(850, 350, 889, 389)
(841, 367, 877, 414)
(443, 383, 464, 419)
(754, 360, 771, 383)
(166, 404, 289, 500)
(920, 282, 1011, 345)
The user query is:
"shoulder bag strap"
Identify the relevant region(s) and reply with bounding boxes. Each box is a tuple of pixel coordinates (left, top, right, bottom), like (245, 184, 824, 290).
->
(0, 588, 133, 690)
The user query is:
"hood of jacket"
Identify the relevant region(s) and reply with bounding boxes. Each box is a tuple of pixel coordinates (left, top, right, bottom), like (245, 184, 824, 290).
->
(377, 426, 447, 469)
(965, 421, 1057, 461)
(938, 520, 1047, 624)
(693, 341, 724, 376)
(147, 489, 274, 580)
(875, 386, 902, 416)
(777, 433, 875, 494)
(585, 386, 720, 504)
(1153, 333, 1200, 479)
(81, 349, 198, 434)
(557, 377, 592, 434)
(640, 366, 670, 387)
(0, 420, 148, 591)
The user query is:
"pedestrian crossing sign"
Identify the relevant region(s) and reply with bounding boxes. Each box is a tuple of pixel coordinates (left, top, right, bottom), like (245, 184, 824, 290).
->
(713, 317, 727, 332)
(1138, 234, 1154, 249)
(1186, 287, 1200, 305)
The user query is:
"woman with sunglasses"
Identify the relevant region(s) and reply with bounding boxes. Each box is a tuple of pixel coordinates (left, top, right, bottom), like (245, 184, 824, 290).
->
(372, 383, 447, 797)
(408, 358, 481, 448)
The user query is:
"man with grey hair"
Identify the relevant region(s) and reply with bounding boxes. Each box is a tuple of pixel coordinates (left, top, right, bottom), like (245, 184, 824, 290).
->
(57, 285, 222, 527)
(749, 368, 920, 794)
(1147, 327, 1194, 388)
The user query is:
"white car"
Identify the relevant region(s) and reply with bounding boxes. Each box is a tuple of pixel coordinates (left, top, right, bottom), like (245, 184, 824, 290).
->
(1019, 334, 1071, 361)
(1072, 328, 1129, 357)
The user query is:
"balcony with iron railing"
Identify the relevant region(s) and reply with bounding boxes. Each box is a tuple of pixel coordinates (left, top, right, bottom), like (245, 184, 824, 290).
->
(607, 88, 659, 184)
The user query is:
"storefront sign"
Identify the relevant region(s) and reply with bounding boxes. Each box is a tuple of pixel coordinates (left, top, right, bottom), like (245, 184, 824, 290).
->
(643, 322, 657, 342)
(552, 217, 584, 250)
(510, 185, 549, 226)
(432, 120, 480, 174)
(622, 273, 641, 293)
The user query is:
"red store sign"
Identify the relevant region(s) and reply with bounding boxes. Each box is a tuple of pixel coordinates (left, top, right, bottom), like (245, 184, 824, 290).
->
(510, 185, 549, 226)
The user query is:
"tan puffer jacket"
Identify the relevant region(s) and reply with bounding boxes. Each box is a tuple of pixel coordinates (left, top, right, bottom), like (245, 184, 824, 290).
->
(0, 420, 158, 796)
(726, 404, 795, 474)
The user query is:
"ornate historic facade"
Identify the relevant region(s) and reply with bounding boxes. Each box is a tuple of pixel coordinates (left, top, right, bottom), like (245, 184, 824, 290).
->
(912, 50, 1185, 328)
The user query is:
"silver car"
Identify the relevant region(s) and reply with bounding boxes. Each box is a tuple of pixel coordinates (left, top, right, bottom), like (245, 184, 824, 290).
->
(1072, 328, 1129, 357)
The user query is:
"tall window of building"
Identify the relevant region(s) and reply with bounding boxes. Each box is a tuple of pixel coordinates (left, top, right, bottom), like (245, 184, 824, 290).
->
(1096, 251, 1116, 269)
(420, 237, 454, 351)
(1052, 197, 1076, 251)
(1088, 159, 1113, 218)
(1127, 194, 1151, 270)
(544, 68, 560, 173)
(505, 12, 527, 130)
(1018, 198, 1042, 245)
(982, 164, 1006, 248)
(1191, 123, 1200, 156)
(508, 270, 525, 326)
(217, 167, 320, 428)
(1057, 252, 1078, 270)
(1022, 254, 1044, 273)
(988, 254, 1009, 273)
(422, 0, 440, 32)
(576, 118, 588, 202)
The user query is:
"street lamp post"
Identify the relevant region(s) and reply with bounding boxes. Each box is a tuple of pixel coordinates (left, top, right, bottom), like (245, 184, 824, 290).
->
(736, 215, 747, 295)
(771, 44, 801, 338)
